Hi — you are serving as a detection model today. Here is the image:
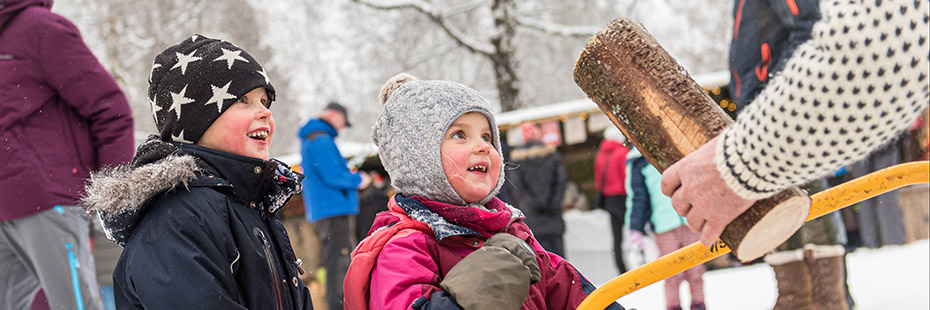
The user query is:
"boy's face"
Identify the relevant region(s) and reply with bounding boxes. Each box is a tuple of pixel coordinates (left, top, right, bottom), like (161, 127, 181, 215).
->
(198, 87, 274, 160)
(440, 112, 501, 203)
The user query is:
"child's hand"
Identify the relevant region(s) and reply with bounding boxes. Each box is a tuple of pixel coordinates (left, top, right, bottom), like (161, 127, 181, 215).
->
(439, 233, 539, 310)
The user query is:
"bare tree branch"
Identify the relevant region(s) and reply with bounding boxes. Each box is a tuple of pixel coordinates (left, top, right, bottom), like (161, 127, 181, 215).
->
(512, 14, 599, 38)
(444, 0, 489, 16)
(353, 0, 496, 55)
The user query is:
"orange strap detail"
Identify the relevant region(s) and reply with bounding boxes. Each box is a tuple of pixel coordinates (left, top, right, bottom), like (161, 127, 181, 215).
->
(785, 0, 800, 15)
(755, 43, 772, 82)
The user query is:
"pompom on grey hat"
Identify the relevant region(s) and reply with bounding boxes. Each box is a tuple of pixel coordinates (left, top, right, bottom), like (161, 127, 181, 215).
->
(148, 34, 275, 144)
(371, 73, 505, 206)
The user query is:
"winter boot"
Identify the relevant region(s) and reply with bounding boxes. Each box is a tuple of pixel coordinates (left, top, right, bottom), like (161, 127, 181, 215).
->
(804, 245, 849, 310)
(765, 251, 814, 310)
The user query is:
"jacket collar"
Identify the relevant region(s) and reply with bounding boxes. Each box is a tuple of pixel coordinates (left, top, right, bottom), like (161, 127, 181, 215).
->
(299, 118, 338, 138)
(177, 143, 275, 204)
(388, 194, 524, 242)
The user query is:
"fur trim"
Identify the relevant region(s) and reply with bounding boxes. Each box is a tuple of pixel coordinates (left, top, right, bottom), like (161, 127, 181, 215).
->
(509, 144, 557, 161)
(82, 154, 200, 220)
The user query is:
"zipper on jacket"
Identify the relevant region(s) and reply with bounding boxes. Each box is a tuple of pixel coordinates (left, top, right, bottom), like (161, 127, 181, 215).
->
(253, 228, 284, 310)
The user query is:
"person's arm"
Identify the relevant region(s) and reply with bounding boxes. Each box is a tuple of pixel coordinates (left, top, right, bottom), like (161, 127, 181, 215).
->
(549, 153, 568, 215)
(302, 135, 362, 189)
(627, 158, 652, 234)
(39, 15, 134, 168)
(662, 0, 929, 245)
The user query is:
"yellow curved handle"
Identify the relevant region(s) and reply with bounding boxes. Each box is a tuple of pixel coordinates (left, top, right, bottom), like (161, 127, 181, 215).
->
(577, 161, 930, 310)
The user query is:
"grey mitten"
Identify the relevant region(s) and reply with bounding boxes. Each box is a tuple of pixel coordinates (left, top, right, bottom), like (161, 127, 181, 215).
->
(439, 233, 540, 310)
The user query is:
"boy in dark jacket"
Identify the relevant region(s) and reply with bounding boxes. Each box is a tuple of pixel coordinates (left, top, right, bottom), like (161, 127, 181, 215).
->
(82, 35, 313, 310)
(345, 73, 623, 310)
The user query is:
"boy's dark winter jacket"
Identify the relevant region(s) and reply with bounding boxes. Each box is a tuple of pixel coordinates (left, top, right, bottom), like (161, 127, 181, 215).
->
(83, 139, 312, 310)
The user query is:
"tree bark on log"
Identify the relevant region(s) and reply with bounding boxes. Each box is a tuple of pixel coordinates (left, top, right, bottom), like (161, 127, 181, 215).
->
(573, 18, 810, 261)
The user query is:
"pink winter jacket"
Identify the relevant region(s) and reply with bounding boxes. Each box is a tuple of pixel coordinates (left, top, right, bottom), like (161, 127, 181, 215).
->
(364, 194, 624, 309)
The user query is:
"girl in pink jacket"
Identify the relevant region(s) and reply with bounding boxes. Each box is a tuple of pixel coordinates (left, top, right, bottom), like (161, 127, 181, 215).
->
(345, 73, 624, 310)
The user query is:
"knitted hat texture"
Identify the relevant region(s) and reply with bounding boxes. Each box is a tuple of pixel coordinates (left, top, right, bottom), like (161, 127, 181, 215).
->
(371, 73, 505, 206)
(148, 34, 275, 143)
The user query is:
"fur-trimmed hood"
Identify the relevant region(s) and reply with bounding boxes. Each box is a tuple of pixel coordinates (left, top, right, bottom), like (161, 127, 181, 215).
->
(83, 154, 201, 245)
(509, 142, 558, 161)
(83, 137, 303, 246)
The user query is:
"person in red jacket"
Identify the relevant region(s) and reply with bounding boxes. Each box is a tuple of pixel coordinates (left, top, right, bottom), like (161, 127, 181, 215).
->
(0, 0, 134, 309)
(593, 127, 630, 273)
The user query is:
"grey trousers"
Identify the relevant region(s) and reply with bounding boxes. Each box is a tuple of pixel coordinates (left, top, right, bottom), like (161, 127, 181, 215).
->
(0, 206, 102, 310)
(313, 215, 355, 310)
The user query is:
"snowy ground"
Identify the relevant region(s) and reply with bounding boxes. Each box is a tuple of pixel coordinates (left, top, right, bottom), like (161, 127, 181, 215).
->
(564, 210, 930, 310)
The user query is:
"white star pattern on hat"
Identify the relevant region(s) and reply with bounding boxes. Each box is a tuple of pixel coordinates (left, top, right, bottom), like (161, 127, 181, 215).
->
(171, 50, 202, 75)
(214, 48, 249, 70)
(149, 62, 162, 83)
(206, 81, 237, 113)
(257, 68, 271, 84)
(151, 96, 162, 121)
(169, 85, 195, 119)
(172, 129, 193, 143)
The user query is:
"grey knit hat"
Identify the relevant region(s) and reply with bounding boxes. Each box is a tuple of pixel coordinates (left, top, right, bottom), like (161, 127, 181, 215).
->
(371, 73, 505, 206)
(148, 34, 275, 144)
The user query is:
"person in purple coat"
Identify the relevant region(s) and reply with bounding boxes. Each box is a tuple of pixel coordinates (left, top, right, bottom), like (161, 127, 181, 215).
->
(0, 0, 135, 309)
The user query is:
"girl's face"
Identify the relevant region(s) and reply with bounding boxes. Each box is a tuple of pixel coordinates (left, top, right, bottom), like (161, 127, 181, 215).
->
(440, 112, 501, 203)
(198, 87, 274, 160)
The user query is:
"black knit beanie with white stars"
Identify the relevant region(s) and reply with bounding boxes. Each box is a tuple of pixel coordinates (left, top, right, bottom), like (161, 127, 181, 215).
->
(148, 34, 275, 144)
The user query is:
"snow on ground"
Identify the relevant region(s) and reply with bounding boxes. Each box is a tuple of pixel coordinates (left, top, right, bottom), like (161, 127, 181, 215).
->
(565, 210, 930, 310)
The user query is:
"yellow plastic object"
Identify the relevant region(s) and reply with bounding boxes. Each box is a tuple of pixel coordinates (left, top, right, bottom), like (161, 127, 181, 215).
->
(577, 161, 930, 310)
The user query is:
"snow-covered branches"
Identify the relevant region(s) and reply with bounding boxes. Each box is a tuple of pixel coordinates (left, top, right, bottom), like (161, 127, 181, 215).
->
(512, 15, 599, 38)
(352, 0, 496, 55)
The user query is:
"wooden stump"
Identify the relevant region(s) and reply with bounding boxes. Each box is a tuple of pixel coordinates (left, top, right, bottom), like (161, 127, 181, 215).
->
(573, 18, 810, 261)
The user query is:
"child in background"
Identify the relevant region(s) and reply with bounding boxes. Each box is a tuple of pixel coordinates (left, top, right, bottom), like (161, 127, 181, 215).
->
(82, 35, 312, 309)
(344, 73, 624, 310)
(626, 146, 706, 310)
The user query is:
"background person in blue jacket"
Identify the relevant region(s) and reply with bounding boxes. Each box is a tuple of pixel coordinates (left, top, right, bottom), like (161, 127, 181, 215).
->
(298, 102, 369, 310)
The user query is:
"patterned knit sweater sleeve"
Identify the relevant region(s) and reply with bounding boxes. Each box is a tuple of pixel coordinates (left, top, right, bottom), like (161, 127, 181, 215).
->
(716, 0, 930, 200)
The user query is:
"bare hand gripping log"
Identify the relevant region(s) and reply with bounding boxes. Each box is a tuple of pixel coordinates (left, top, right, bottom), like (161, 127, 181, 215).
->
(573, 18, 810, 261)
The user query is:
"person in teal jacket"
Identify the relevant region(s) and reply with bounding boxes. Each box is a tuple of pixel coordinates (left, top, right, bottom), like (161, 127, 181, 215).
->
(297, 102, 367, 310)
(625, 147, 706, 310)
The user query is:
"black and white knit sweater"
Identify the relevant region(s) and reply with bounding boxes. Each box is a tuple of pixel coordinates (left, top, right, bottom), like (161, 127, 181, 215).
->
(717, 0, 929, 199)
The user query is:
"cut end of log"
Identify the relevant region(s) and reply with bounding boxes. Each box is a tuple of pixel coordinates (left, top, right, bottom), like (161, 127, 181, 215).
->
(731, 195, 811, 261)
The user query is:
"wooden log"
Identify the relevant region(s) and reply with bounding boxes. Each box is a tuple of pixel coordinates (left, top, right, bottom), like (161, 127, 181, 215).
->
(573, 18, 810, 261)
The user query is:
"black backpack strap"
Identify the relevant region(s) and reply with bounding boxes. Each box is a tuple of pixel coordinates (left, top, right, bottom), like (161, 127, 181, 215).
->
(304, 130, 328, 142)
